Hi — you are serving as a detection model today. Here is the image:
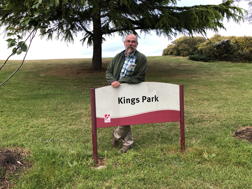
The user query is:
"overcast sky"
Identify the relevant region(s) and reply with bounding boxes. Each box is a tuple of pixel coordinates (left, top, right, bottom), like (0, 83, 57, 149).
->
(0, 0, 251, 60)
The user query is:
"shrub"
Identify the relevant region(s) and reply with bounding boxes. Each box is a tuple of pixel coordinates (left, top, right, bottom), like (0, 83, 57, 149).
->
(164, 35, 252, 62)
(163, 36, 206, 56)
(188, 54, 212, 62)
(195, 35, 252, 62)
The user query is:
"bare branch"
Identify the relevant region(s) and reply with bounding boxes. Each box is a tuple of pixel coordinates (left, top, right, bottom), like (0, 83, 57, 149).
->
(0, 30, 37, 87)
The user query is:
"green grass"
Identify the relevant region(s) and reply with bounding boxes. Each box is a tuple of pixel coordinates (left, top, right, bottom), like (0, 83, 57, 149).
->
(0, 56, 252, 188)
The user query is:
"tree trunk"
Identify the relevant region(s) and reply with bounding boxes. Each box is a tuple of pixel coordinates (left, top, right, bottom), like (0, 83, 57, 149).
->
(92, 10, 102, 70)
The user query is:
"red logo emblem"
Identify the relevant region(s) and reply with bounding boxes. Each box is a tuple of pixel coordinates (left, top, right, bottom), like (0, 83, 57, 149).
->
(104, 114, 111, 123)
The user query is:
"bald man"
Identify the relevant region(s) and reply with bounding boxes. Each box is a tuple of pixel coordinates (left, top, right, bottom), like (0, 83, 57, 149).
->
(106, 34, 147, 153)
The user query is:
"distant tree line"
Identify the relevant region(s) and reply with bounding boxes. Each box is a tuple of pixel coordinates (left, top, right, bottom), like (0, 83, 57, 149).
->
(163, 35, 252, 62)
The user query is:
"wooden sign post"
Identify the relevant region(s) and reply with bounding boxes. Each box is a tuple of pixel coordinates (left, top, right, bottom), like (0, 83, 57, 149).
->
(90, 82, 185, 164)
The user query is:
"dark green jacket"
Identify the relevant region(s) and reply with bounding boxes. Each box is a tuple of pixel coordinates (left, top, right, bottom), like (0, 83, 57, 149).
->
(106, 50, 147, 84)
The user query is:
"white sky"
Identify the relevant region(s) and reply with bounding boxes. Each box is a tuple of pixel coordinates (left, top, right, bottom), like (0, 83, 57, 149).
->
(0, 0, 251, 60)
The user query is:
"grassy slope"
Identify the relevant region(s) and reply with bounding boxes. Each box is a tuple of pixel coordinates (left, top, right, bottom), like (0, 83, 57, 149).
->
(0, 56, 252, 188)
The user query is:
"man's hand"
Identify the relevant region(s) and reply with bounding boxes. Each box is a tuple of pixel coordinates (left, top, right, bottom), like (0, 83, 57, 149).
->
(111, 81, 121, 88)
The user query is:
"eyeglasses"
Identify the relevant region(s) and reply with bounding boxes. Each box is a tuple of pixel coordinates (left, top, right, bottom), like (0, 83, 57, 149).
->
(125, 40, 137, 43)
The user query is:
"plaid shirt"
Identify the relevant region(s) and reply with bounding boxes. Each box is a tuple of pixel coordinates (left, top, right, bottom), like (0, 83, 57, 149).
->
(119, 52, 136, 79)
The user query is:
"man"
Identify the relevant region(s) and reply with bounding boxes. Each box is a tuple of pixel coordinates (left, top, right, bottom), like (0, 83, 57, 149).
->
(106, 34, 147, 153)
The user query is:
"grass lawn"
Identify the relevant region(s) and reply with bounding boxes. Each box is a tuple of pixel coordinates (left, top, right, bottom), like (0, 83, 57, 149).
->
(0, 56, 252, 188)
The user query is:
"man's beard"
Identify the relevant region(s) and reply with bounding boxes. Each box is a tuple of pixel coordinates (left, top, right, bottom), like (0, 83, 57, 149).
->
(125, 46, 135, 55)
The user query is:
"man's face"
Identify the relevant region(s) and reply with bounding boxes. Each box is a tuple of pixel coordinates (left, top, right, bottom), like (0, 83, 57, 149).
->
(124, 35, 138, 54)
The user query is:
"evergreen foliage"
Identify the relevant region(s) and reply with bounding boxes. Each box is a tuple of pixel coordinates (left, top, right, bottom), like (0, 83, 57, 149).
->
(228, 0, 252, 22)
(0, 0, 244, 70)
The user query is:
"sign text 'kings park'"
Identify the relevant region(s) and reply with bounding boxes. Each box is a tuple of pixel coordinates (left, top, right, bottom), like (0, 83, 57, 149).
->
(118, 95, 159, 105)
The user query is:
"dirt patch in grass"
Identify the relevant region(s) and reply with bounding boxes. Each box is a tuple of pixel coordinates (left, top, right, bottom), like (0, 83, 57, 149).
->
(0, 148, 30, 189)
(234, 126, 252, 142)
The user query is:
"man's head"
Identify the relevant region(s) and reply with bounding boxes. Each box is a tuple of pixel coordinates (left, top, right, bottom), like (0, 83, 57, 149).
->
(124, 34, 138, 55)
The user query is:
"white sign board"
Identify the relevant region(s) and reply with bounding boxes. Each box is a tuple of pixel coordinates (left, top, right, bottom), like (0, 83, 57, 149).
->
(94, 82, 182, 128)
